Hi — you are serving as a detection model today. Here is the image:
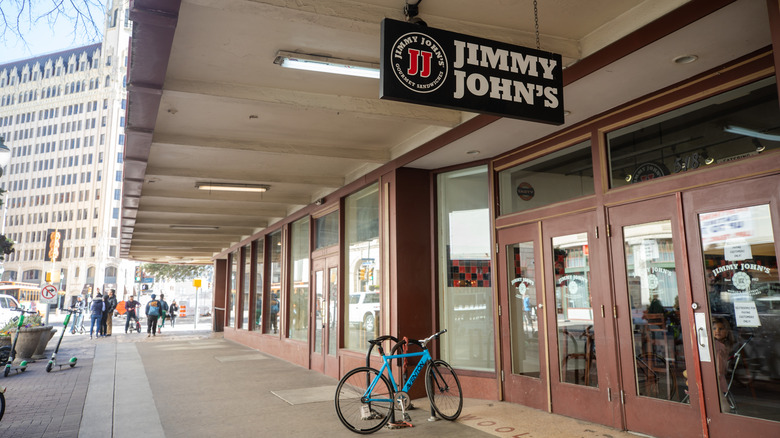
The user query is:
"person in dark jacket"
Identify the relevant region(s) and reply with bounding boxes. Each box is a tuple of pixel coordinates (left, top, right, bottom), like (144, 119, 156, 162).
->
(90, 293, 105, 339)
(105, 289, 118, 336)
(100, 294, 110, 336)
(145, 294, 162, 337)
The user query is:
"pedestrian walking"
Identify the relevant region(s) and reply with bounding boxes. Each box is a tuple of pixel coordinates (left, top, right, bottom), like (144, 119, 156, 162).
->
(70, 295, 85, 334)
(125, 295, 141, 333)
(89, 293, 105, 339)
(158, 293, 169, 334)
(100, 294, 110, 336)
(145, 294, 162, 337)
(106, 289, 118, 336)
(168, 300, 179, 328)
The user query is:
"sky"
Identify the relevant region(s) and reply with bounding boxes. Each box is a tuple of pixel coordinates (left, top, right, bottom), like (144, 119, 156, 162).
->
(0, 1, 107, 64)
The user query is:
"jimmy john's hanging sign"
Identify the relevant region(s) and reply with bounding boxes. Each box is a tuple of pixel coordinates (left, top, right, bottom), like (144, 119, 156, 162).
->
(380, 18, 564, 124)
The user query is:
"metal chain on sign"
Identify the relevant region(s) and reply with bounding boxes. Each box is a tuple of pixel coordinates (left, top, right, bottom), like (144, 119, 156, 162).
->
(534, 0, 540, 50)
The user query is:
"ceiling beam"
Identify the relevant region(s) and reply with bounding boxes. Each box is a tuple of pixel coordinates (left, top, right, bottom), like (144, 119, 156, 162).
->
(152, 133, 390, 163)
(144, 166, 345, 187)
(163, 78, 463, 128)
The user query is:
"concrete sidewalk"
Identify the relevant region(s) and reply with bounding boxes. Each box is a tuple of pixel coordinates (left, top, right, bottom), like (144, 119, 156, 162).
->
(0, 319, 640, 437)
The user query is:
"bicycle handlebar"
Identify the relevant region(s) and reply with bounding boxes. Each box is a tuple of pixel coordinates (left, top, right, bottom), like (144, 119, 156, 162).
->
(420, 329, 447, 348)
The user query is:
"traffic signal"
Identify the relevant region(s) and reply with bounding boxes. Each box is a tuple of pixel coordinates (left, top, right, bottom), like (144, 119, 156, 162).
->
(134, 266, 142, 283)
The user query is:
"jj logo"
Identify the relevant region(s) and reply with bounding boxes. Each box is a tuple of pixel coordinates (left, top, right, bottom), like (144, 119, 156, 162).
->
(406, 49, 433, 77)
(390, 32, 447, 93)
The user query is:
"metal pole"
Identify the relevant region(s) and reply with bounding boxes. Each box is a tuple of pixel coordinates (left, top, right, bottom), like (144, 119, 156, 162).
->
(194, 287, 199, 329)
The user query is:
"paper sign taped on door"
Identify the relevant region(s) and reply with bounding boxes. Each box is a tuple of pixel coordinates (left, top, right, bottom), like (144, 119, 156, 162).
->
(734, 301, 761, 327)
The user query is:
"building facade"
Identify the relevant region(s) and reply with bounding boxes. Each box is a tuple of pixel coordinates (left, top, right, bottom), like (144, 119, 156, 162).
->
(124, 1, 780, 437)
(0, 0, 134, 307)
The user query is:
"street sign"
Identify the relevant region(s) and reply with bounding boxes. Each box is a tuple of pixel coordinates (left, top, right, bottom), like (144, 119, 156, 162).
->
(40, 284, 58, 303)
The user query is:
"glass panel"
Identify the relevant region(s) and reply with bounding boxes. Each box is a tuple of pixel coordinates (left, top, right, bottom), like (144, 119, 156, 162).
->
(698, 204, 780, 421)
(265, 230, 282, 334)
(253, 239, 264, 331)
(314, 270, 324, 354)
(608, 77, 778, 188)
(229, 251, 238, 328)
(345, 184, 381, 351)
(242, 244, 251, 330)
(437, 166, 495, 371)
(507, 241, 539, 377)
(498, 141, 593, 216)
(328, 267, 338, 356)
(289, 217, 310, 341)
(315, 210, 339, 249)
(553, 232, 597, 387)
(624, 221, 687, 402)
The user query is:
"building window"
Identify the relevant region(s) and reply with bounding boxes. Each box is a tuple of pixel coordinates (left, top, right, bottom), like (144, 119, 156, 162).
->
(607, 77, 778, 188)
(289, 217, 310, 341)
(498, 140, 593, 216)
(315, 210, 339, 249)
(266, 230, 282, 334)
(437, 166, 494, 371)
(344, 183, 380, 351)
(253, 238, 264, 331)
(229, 251, 238, 328)
(242, 244, 251, 330)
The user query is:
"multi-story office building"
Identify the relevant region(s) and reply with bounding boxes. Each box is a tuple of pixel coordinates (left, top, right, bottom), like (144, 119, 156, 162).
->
(0, 0, 133, 307)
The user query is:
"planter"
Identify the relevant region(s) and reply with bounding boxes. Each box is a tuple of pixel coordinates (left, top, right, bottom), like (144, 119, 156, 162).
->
(13, 326, 49, 362)
(32, 327, 56, 360)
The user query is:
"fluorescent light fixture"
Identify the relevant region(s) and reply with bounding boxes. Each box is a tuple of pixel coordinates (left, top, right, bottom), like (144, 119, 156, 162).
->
(170, 225, 220, 230)
(195, 182, 270, 193)
(274, 50, 380, 79)
(723, 125, 780, 142)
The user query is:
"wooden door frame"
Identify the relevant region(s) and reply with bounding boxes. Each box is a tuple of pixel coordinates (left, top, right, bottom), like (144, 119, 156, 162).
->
(311, 248, 340, 377)
(607, 195, 703, 438)
(497, 222, 549, 411)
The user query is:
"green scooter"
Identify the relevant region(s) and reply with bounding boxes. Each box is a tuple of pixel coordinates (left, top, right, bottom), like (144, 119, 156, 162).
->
(46, 309, 78, 372)
(2, 308, 37, 377)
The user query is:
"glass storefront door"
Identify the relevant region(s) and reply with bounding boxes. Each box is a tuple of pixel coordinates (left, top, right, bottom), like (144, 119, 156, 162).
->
(684, 175, 780, 437)
(311, 254, 339, 377)
(608, 196, 702, 438)
(498, 223, 547, 410)
(542, 211, 619, 427)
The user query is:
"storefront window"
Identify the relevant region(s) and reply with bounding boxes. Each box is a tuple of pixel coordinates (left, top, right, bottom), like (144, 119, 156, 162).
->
(437, 166, 494, 371)
(498, 141, 593, 216)
(265, 230, 282, 334)
(608, 77, 779, 188)
(229, 250, 238, 328)
(289, 217, 310, 341)
(344, 184, 380, 352)
(507, 241, 539, 377)
(242, 244, 251, 330)
(623, 221, 687, 402)
(553, 232, 597, 387)
(698, 204, 780, 421)
(315, 210, 339, 249)
(254, 238, 264, 331)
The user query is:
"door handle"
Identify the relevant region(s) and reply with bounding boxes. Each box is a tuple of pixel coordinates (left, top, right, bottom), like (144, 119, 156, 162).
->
(697, 327, 706, 347)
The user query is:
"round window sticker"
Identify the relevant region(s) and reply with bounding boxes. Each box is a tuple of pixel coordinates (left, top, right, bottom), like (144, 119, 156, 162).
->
(647, 273, 659, 290)
(568, 280, 580, 295)
(731, 271, 751, 291)
(516, 182, 535, 201)
(390, 32, 448, 94)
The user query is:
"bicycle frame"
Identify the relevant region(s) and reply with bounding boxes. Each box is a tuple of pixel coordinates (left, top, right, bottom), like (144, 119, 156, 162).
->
(364, 348, 432, 401)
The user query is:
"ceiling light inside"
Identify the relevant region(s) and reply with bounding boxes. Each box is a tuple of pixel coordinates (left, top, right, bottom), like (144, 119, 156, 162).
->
(170, 225, 220, 230)
(274, 51, 380, 79)
(673, 54, 698, 64)
(195, 182, 270, 193)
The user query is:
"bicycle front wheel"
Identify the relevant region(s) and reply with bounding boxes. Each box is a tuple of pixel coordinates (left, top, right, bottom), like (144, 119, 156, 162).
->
(335, 367, 393, 434)
(426, 359, 463, 420)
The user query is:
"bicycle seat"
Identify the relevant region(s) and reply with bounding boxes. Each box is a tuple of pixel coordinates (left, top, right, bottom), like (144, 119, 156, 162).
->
(367, 335, 399, 346)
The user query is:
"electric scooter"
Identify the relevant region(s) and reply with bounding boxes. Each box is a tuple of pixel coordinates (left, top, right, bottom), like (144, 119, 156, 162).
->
(46, 309, 78, 372)
(2, 308, 36, 377)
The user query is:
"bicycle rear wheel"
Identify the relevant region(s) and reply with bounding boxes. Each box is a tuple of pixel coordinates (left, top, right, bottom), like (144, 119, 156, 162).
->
(335, 367, 393, 434)
(425, 359, 463, 420)
(0, 389, 5, 421)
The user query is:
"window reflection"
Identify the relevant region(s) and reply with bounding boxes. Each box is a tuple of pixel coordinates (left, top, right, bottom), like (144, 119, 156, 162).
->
(507, 242, 539, 377)
(699, 204, 780, 421)
(553, 232, 597, 387)
(289, 218, 310, 341)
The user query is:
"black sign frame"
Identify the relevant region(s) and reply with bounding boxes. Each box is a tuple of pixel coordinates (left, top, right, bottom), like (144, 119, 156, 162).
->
(380, 18, 564, 125)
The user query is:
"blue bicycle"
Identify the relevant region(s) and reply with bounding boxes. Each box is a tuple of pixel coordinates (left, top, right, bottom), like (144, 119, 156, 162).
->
(334, 329, 462, 434)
